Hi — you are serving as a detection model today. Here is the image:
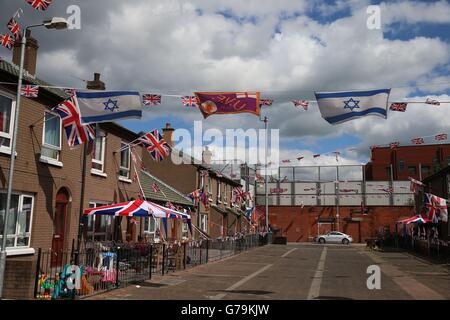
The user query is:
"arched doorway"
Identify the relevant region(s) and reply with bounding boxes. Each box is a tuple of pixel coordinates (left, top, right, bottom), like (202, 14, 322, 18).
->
(51, 188, 70, 266)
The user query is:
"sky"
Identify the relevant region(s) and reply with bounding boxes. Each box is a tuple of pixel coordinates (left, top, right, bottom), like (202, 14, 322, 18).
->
(0, 0, 449, 168)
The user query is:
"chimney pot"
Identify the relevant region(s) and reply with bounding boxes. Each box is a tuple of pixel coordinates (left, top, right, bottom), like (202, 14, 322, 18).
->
(86, 72, 106, 90)
(162, 123, 175, 147)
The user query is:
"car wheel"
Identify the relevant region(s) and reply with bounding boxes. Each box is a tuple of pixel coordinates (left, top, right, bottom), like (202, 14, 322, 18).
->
(319, 238, 326, 244)
(342, 239, 349, 245)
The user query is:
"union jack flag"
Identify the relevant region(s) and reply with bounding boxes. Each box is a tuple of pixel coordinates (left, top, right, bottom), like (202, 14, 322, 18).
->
(425, 98, 440, 106)
(188, 189, 201, 204)
(200, 189, 210, 209)
(7, 18, 21, 39)
(0, 34, 14, 50)
(435, 133, 447, 141)
(151, 182, 160, 193)
(142, 94, 161, 106)
(389, 142, 400, 149)
(181, 96, 197, 107)
(411, 138, 424, 145)
(424, 193, 447, 223)
(25, 0, 53, 11)
(215, 171, 223, 178)
(293, 100, 309, 110)
(139, 129, 171, 162)
(20, 85, 39, 98)
(200, 170, 209, 177)
(389, 103, 407, 112)
(54, 96, 95, 147)
(260, 99, 273, 106)
(234, 187, 247, 203)
(64, 88, 76, 97)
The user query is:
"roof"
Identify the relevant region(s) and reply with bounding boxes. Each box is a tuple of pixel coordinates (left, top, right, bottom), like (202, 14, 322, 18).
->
(140, 170, 194, 207)
(0, 58, 69, 101)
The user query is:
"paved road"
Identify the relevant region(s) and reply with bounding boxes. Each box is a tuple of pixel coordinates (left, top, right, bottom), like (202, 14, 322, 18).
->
(88, 243, 450, 300)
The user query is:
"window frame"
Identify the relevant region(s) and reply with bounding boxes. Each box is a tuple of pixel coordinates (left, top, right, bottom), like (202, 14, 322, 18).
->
(0, 192, 34, 250)
(200, 214, 208, 233)
(41, 110, 62, 162)
(119, 142, 131, 180)
(0, 91, 17, 154)
(144, 216, 161, 236)
(86, 202, 112, 242)
(92, 129, 106, 174)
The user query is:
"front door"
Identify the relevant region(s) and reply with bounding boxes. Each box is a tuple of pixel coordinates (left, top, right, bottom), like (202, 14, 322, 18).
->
(51, 190, 69, 267)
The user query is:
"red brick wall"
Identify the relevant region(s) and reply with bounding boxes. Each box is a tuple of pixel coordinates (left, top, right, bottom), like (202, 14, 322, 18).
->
(268, 205, 413, 242)
(366, 145, 450, 181)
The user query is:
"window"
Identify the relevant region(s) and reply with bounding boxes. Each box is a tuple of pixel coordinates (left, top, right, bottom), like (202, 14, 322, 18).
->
(408, 166, 417, 175)
(200, 214, 208, 233)
(0, 94, 15, 152)
(223, 185, 228, 204)
(208, 177, 212, 194)
(398, 160, 405, 171)
(0, 193, 34, 249)
(144, 216, 160, 238)
(217, 182, 221, 203)
(92, 129, 106, 173)
(41, 111, 61, 162)
(119, 142, 131, 179)
(85, 202, 112, 241)
(421, 166, 430, 177)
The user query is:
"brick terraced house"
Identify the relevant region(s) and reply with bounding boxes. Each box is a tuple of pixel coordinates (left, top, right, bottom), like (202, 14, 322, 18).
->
(141, 124, 243, 239)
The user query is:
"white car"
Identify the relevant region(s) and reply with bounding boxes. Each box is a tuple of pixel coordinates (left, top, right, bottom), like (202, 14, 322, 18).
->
(315, 231, 353, 245)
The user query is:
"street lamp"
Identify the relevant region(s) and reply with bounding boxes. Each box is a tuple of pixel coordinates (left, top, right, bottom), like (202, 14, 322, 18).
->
(0, 18, 68, 299)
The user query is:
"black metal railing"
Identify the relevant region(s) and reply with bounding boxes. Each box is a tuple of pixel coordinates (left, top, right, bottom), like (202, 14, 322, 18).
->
(34, 233, 270, 300)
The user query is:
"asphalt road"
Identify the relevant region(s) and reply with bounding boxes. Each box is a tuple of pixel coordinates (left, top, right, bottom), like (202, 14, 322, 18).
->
(88, 243, 450, 300)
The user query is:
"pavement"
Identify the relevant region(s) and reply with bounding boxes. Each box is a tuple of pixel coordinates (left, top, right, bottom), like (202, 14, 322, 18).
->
(87, 243, 450, 300)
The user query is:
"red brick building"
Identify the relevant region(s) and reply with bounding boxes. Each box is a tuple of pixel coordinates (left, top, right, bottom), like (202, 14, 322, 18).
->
(365, 144, 450, 181)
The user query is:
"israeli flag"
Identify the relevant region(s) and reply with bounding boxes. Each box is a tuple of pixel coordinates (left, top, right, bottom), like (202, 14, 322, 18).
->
(76, 91, 143, 124)
(314, 89, 391, 125)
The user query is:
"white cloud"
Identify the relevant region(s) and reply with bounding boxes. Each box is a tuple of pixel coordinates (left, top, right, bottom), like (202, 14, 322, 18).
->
(2, 0, 449, 167)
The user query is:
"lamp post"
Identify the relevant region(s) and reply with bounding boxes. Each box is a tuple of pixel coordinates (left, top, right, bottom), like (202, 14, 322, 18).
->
(0, 18, 68, 299)
(259, 115, 269, 233)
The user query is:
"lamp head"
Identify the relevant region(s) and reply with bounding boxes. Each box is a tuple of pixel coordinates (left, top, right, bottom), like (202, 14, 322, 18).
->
(43, 17, 69, 30)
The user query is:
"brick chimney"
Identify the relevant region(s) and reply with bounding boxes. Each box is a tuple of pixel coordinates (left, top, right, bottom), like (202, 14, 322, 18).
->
(12, 30, 39, 76)
(86, 73, 106, 90)
(162, 122, 174, 147)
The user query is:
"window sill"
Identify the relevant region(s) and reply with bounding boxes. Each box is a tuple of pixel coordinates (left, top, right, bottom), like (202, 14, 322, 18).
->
(119, 176, 132, 184)
(91, 169, 107, 178)
(39, 156, 63, 168)
(6, 247, 35, 256)
(0, 147, 17, 157)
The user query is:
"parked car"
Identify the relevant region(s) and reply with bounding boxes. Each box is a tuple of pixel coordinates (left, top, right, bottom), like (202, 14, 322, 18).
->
(314, 232, 353, 245)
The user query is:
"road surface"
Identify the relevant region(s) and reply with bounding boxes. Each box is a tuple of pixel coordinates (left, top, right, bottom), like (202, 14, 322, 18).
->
(88, 243, 450, 300)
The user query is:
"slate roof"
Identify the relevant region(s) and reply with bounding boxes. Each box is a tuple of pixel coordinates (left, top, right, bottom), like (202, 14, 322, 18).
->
(0, 58, 69, 101)
(140, 170, 194, 206)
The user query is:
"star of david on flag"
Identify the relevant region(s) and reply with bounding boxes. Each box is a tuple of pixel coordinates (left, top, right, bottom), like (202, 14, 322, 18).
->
(315, 89, 391, 125)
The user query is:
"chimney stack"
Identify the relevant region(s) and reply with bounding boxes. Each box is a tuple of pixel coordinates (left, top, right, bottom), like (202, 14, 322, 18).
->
(12, 30, 39, 76)
(162, 122, 175, 147)
(86, 73, 106, 90)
